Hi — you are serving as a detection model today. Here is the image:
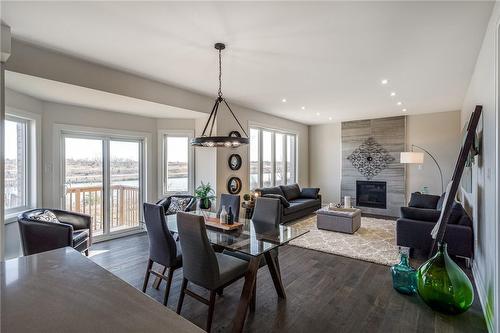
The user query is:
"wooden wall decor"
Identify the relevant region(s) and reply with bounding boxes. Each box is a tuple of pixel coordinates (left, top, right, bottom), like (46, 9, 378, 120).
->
(430, 105, 482, 256)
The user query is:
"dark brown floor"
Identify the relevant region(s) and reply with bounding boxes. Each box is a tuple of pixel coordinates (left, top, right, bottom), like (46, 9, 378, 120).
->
(90, 233, 487, 333)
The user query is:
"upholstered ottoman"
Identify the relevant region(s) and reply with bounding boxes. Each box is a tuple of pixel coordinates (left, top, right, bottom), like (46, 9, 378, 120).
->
(316, 207, 362, 234)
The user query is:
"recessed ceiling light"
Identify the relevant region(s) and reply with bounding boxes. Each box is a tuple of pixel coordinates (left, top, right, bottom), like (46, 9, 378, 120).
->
(381, 79, 388, 85)
(402, 108, 407, 112)
(316, 112, 320, 116)
(328, 117, 333, 121)
(397, 101, 402, 106)
(282, 98, 287, 103)
(390, 92, 396, 97)
(301, 106, 306, 110)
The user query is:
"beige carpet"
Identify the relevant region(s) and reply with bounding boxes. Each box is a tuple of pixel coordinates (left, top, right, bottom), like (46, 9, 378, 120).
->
(288, 215, 400, 266)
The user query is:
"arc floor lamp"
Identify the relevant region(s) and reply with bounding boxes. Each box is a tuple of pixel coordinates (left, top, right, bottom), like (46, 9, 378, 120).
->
(400, 144, 444, 194)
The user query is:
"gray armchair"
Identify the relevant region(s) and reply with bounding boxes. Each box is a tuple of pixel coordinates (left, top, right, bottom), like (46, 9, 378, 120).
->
(176, 212, 249, 332)
(396, 192, 473, 260)
(18, 209, 92, 256)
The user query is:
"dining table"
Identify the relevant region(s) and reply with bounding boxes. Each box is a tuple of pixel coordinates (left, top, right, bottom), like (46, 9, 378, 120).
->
(166, 210, 309, 333)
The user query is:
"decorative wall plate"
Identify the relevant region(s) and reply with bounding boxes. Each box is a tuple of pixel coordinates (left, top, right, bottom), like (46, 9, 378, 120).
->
(227, 177, 242, 194)
(229, 131, 242, 138)
(228, 154, 242, 170)
(347, 137, 395, 180)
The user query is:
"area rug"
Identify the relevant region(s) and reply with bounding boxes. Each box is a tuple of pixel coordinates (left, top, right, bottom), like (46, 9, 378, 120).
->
(288, 215, 399, 266)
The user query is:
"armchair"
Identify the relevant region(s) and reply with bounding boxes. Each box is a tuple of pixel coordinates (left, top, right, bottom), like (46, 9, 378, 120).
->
(396, 192, 473, 260)
(18, 209, 92, 256)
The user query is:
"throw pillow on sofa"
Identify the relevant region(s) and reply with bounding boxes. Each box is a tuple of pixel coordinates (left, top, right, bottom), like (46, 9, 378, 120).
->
(279, 184, 301, 201)
(30, 210, 60, 223)
(408, 192, 440, 209)
(263, 194, 290, 208)
(258, 186, 284, 197)
(167, 197, 191, 215)
(301, 188, 320, 199)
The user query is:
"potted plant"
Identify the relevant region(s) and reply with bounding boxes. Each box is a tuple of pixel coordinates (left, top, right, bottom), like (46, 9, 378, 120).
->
(195, 182, 215, 210)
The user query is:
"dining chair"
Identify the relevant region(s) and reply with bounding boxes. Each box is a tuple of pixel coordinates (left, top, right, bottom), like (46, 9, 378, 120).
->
(176, 212, 249, 332)
(222, 197, 282, 307)
(142, 203, 182, 306)
(216, 193, 240, 221)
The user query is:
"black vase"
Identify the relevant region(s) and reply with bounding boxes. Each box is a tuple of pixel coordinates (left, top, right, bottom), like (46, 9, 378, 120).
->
(199, 199, 211, 210)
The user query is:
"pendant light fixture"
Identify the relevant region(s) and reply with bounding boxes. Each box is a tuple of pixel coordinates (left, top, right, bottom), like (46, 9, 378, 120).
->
(191, 43, 249, 147)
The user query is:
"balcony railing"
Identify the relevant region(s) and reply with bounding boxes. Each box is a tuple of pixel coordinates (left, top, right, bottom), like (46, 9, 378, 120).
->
(65, 184, 140, 234)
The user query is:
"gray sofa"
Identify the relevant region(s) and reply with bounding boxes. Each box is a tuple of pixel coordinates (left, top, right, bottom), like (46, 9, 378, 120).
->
(255, 184, 321, 224)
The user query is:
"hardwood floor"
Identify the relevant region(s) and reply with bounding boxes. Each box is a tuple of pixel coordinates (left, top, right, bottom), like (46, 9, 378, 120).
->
(90, 233, 487, 333)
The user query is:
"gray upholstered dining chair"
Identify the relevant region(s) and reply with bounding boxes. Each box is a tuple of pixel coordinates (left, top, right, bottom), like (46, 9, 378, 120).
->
(222, 197, 281, 305)
(142, 203, 182, 306)
(175, 212, 249, 332)
(216, 193, 240, 221)
(251, 197, 282, 226)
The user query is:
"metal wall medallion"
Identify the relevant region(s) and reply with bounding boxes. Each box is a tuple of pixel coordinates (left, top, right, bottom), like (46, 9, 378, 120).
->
(229, 131, 242, 138)
(228, 154, 242, 170)
(227, 177, 242, 194)
(347, 137, 395, 180)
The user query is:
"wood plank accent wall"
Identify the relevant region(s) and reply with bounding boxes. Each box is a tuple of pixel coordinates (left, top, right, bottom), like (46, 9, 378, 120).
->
(341, 116, 406, 217)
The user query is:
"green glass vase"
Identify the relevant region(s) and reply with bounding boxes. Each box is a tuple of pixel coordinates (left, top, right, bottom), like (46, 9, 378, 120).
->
(416, 242, 474, 315)
(391, 252, 417, 295)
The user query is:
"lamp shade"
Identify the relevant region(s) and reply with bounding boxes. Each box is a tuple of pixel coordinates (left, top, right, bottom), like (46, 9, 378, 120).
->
(400, 152, 424, 164)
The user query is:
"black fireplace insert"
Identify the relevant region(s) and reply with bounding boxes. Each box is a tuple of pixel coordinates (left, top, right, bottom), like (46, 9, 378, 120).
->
(356, 181, 387, 209)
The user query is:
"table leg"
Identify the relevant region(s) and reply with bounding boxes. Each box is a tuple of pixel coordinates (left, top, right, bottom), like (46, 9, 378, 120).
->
(231, 255, 261, 333)
(264, 251, 286, 299)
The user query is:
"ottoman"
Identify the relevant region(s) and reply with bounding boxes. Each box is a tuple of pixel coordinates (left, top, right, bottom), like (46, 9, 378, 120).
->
(316, 207, 362, 234)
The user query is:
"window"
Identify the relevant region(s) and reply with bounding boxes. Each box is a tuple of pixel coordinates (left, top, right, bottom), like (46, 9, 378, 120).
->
(249, 128, 260, 190)
(5, 115, 30, 214)
(161, 131, 193, 195)
(249, 126, 297, 190)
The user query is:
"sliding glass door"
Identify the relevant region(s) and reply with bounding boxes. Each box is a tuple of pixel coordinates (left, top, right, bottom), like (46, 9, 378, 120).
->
(63, 134, 143, 238)
(109, 140, 141, 232)
(64, 137, 104, 235)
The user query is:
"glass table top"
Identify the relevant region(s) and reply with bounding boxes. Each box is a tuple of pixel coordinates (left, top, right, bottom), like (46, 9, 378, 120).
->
(166, 211, 308, 257)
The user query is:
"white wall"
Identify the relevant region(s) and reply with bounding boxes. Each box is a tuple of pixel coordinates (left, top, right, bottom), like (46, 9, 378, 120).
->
(194, 116, 217, 191)
(460, 3, 499, 332)
(309, 123, 341, 204)
(406, 111, 461, 197)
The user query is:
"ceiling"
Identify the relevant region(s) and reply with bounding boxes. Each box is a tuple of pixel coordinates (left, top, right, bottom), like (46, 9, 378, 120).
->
(1, 1, 494, 124)
(6, 71, 206, 119)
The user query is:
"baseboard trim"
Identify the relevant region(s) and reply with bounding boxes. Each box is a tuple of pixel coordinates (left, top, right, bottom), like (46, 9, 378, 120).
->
(472, 261, 495, 332)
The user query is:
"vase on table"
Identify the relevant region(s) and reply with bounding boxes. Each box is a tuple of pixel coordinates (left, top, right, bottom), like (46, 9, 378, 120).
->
(416, 242, 474, 315)
(391, 252, 417, 295)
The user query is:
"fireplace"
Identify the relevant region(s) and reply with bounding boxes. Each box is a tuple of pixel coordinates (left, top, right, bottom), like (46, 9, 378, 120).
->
(356, 181, 387, 209)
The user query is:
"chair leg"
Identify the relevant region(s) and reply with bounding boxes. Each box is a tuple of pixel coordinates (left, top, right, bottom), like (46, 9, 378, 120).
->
(206, 290, 216, 333)
(153, 266, 167, 289)
(163, 267, 174, 306)
(142, 259, 153, 293)
(176, 278, 188, 314)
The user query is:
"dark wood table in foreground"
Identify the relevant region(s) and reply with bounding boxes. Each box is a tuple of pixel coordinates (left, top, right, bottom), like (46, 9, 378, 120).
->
(1, 247, 203, 333)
